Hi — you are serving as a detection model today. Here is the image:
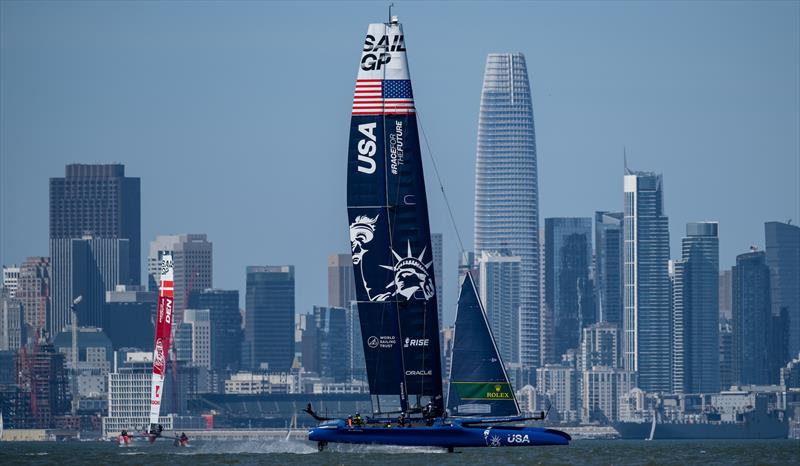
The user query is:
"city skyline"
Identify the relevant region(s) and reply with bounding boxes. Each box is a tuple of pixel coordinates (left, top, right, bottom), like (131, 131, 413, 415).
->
(1, 2, 799, 325)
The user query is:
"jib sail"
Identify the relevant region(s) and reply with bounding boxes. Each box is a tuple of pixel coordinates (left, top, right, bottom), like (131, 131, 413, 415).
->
(149, 254, 174, 426)
(347, 18, 443, 414)
(447, 273, 520, 417)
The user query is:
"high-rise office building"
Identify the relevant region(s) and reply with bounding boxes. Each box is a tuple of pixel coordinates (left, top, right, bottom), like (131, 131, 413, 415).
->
(49, 164, 140, 337)
(346, 302, 366, 382)
(545, 218, 594, 360)
(478, 250, 521, 365)
(2, 266, 19, 297)
(16, 257, 50, 336)
(719, 269, 732, 321)
(719, 320, 734, 390)
(595, 212, 624, 326)
(474, 53, 540, 371)
(623, 169, 671, 392)
(50, 237, 130, 336)
(732, 250, 771, 385)
(327, 254, 356, 309)
(104, 285, 155, 351)
(244, 266, 295, 372)
(579, 322, 620, 371)
(148, 234, 212, 323)
(672, 222, 719, 394)
(310, 306, 348, 382)
(195, 289, 242, 373)
(183, 309, 211, 370)
(431, 233, 444, 330)
(1, 293, 24, 351)
(765, 221, 800, 361)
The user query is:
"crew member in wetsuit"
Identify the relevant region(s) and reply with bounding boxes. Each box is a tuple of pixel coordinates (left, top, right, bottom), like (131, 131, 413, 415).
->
(179, 432, 189, 446)
(353, 412, 363, 426)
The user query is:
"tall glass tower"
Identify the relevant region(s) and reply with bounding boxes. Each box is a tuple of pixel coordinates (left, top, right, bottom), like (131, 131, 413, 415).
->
(474, 53, 540, 371)
(623, 169, 671, 392)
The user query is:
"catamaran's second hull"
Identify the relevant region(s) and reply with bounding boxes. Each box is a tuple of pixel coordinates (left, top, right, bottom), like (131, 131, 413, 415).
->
(308, 421, 571, 448)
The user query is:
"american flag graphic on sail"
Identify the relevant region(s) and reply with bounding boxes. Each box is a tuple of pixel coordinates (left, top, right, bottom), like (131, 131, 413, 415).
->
(352, 79, 415, 115)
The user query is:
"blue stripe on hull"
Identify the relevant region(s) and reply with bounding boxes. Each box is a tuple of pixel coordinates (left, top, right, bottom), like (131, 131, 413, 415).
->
(308, 420, 570, 448)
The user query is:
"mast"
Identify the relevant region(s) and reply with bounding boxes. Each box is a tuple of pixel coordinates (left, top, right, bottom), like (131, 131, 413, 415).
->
(149, 254, 174, 427)
(347, 17, 444, 416)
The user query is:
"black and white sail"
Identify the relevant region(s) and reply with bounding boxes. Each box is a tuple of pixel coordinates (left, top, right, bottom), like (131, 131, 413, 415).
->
(446, 273, 521, 417)
(346, 18, 443, 415)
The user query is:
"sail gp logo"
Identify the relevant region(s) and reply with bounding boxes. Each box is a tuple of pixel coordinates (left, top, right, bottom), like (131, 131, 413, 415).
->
(357, 122, 377, 174)
(361, 34, 405, 71)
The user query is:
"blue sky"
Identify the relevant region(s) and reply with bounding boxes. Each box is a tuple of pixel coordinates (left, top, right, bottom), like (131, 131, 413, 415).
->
(1, 1, 798, 325)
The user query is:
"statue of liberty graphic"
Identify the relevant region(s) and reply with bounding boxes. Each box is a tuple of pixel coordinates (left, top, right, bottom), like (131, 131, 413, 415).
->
(349, 214, 435, 302)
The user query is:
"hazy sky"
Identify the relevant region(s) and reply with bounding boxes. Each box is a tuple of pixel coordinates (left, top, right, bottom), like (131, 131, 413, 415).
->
(1, 1, 798, 326)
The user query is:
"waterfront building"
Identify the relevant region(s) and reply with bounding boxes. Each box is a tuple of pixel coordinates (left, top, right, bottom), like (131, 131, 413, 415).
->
(732, 250, 771, 385)
(595, 212, 624, 327)
(244, 266, 295, 372)
(581, 367, 636, 423)
(672, 222, 720, 394)
(478, 250, 521, 365)
(49, 164, 140, 337)
(765, 221, 800, 362)
(102, 352, 173, 437)
(327, 254, 356, 309)
(103, 285, 156, 351)
(623, 169, 671, 392)
(474, 53, 540, 372)
(545, 217, 594, 360)
(16, 257, 50, 336)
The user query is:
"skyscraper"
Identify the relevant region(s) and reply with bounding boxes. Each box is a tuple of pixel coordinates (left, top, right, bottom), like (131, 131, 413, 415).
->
(244, 266, 295, 372)
(595, 212, 624, 327)
(148, 234, 213, 323)
(311, 306, 348, 382)
(474, 53, 540, 371)
(49, 164, 140, 337)
(765, 221, 800, 361)
(732, 250, 771, 385)
(719, 269, 732, 321)
(103, 285, 155, 351)
(545, 217, 594, 360)
(2, 266, 19, 297)
(327, 254, 356, 309)
(478, 250, 521, 365)
(50, 237, 130, 336)
(623, 169, 671, 392)
(16, 257, 50, 336)
(672, 222, 719, 394)
(195, 289, 242, 373)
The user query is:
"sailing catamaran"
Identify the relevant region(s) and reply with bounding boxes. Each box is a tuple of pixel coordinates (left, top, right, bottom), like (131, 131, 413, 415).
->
(147, 254, 174, 440)
(306, 16, 570, 451)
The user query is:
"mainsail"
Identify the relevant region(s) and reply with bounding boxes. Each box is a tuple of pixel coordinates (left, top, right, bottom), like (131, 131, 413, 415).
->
(447, 273, 520, 417)
(347, 17, 443, 414)
(149, 254, 174, 426)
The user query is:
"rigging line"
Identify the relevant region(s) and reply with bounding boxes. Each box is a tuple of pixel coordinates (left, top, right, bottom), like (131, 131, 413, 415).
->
(415, 111, 466, 255)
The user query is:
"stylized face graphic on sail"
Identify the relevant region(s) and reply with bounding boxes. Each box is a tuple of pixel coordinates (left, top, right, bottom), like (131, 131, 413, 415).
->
(349, 214, 378, 265)
(380, 241, 435, 301)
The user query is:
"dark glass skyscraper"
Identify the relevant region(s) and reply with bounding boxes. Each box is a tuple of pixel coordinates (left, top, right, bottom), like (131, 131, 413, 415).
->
(623, 169, 671, 392)
(672, 222, 719, 394)
(244, 266, 294, 372)
(765, 221, 800, 361)
(196, 289, 242, 373)
(49, 164, 140, 337)
(545, 217, 594, 360)
(312, 306, 348, 383)
(595, 212, 623, 327)
(732, 250, 771, 385)
(474, 53, 540, 371)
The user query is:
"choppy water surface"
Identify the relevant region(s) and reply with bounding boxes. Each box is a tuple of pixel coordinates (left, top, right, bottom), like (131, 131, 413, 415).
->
(1, 438, 798, 465)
